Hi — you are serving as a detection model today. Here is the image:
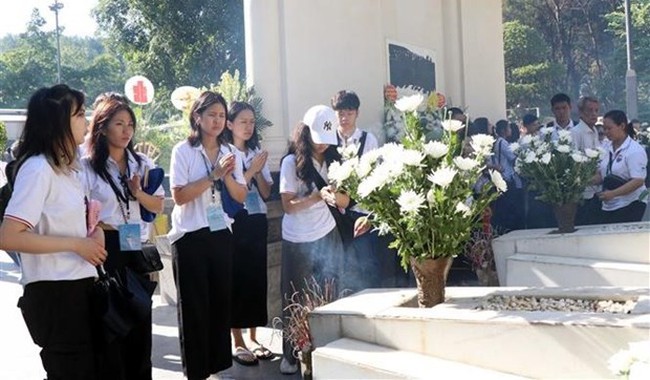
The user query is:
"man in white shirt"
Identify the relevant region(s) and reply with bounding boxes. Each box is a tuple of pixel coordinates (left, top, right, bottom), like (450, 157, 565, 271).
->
(572, 96, 602, 226)
(330, 90, 381, 292)
(547, 93, 576, 133)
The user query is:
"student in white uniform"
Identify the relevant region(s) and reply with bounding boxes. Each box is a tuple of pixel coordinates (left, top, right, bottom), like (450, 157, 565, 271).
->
(168, 91, 247, 380)
(596, 110, 647, 223)
(82, 94, 164, 380)
(0, 84, 107, 380)
(278, 105, 347, 375)
(330, 90, 382, 292)
(222, 101, 274, 366)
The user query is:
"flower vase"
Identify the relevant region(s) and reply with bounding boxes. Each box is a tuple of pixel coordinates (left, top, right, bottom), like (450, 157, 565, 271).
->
(299, 349, 312, 380)
(552, 202, 578, 234)
(410, 256, 454, 308)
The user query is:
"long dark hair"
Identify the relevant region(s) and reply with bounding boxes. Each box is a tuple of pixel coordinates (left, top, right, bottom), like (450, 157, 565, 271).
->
(18, 84, 85, 172)
(283, 123, 340, 193)
(223, 101, 260, 151)
(87, 95, 141, 182)
(604, 110, 635, 139)
(188, 91, 228, 147)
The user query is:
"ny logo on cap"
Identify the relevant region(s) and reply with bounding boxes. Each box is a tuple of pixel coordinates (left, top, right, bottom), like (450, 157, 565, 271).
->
(323, 121, 332, 131)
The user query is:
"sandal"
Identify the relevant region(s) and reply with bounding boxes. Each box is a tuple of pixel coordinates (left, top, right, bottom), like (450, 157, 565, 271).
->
(232, 346, 258, 366)
(251, 344, 274, 360)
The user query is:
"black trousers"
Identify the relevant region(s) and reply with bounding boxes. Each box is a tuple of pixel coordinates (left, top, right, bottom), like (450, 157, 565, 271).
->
(576, 195, 603, 226)
(601, 201, 647, 224)
(172, 227, 233, 380)
(18, 277, 98, 380)
(101, 231, 153, 380)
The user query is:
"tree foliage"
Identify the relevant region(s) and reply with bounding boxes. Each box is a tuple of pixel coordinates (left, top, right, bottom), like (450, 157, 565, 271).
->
(93, 0, 245, 102)
(0, 9, 125, 108)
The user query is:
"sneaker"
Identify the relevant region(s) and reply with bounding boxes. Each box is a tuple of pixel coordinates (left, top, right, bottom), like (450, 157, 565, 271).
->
(280, 357, 298, 375)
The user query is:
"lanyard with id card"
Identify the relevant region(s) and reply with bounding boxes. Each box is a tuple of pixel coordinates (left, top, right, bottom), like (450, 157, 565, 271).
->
(201, 152, 228, 231)
(104, 165, 142, 251)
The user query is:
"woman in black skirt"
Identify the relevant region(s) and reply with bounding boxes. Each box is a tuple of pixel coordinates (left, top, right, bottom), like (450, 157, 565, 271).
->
(223, 102, 274, 365)
(168, 91, 247, 380)
(82, 93, 164, 379)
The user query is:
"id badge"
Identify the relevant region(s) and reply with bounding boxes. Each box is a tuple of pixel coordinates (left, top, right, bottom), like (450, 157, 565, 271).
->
(245, 190, 262, 214)
(207, 203, 227, 232)
(118, 223, 142, 251)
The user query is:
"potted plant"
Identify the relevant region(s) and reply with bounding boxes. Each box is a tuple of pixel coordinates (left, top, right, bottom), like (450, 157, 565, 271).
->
(328, 93, 505, 307)
(513, 128, 602, 233)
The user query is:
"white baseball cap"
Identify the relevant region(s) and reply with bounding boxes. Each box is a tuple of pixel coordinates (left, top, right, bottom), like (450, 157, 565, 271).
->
(302, 105, 338, 145)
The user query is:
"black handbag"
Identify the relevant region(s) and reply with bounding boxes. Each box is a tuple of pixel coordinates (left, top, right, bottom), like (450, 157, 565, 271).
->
(310, 166, 358, 247)
(130, 243, 163, 274)
(92, 266, 155, 343)
(603, 152, 630, 190)
(603, 174, 629, 190)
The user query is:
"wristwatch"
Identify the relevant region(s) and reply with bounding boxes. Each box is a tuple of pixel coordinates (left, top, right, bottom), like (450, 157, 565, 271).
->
(208, 172, 218, 182)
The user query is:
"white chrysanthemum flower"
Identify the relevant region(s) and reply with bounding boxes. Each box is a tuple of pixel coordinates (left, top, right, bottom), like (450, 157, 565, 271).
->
(394, 93, 424, 113)
(360, 148, 381, 164)
(510, 142, 521, 153)
(453, 156, 479, 171)
(338, 143, 359, 159)
(441, 119, 465, 132)
(520, 135, 533, 146)
(427, 167, 458, 188)
(627, 341, 650, 362)
(541, 152, 552, 164)
(401, 149, 425, 166)
(558, 130, 572, 142)
(470, 134, 495, 156)
(357, 175, 382, 198)
(378, 142, 404, 159)
(423, 141, 449, 158)
(489, 170, 508, 192)
(524, 151, 537, 163)
(571, 153, 587, 163)
(356, 159, 373, 178)
(629, 361, 650, 380)
(397, 190, 426, 214)
(556, 144, 571, 153)
(376, 222, 392, 236)
(455, 201, 472, 217)
(584, 148, 600, 159)
(540, 126, 554, 135)
(384, 159, 405, 178)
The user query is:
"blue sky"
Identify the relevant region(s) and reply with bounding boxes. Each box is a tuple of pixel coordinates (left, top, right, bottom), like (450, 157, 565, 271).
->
(0, 0, 98, 37)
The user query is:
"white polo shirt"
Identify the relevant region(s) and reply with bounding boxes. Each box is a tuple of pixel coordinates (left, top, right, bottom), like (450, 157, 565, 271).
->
(238, 147, 273, 215)
(4, 155, 96, 285)
(338, 128, 379, 156)
(279, 154, 336, 243)
(82, 151, 165, 228)
(571, 120, 601, 199)
(167, 141, 246, 244)
(599, 137, 648, 211)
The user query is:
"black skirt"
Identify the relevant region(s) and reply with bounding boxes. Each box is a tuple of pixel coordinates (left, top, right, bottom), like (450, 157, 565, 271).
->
(231, 213, 269, 328)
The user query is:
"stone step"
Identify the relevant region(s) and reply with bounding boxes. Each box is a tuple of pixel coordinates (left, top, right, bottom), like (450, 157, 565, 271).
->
(506, 253, 650, 287)
(312, 337, 527, 379)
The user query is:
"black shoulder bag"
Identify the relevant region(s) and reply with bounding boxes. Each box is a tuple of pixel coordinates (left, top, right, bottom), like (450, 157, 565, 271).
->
(309, 166, 356, 247)
(603, 152, 630, 191)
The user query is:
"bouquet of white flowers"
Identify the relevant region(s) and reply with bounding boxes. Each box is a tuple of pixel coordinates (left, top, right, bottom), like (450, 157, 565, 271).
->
(329, 93, 505, 307)
(513, 127, 602, 205)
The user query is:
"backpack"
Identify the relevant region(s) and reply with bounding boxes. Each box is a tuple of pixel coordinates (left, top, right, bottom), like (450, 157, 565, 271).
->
(0, 159, 21, 222)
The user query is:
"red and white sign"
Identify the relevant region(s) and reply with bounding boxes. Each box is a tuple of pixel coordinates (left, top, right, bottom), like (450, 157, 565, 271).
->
(124, 75, 154, 105)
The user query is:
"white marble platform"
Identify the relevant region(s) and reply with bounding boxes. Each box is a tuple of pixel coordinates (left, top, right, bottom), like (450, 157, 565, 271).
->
(309, 287, 650, 379)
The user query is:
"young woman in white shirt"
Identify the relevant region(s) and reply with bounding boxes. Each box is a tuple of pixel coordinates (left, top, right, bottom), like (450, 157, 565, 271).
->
(222, 101, 274, 366)
(278, 105, 347, 374)
(83, 94, 164, 380)
(0, 84, 107, 380)
(168, 91, 247, 380)
(596, 110, 647, 223)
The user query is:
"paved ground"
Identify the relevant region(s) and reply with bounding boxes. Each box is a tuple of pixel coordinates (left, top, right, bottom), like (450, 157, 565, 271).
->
(0, 252, 301, 380)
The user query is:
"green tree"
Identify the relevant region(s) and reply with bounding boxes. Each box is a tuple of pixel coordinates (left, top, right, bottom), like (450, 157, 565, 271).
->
(94, 0, 245, 112)
(503, 21, 564, 109)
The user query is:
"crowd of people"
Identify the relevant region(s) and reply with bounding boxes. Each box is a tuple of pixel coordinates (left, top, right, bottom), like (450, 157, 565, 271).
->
(483, 93, 648, 232)
(0, 84, 647, 380)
